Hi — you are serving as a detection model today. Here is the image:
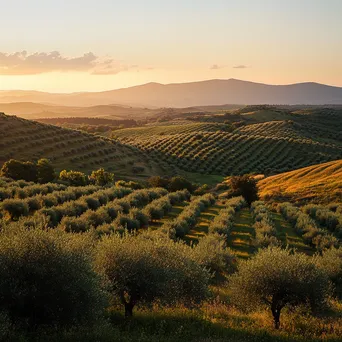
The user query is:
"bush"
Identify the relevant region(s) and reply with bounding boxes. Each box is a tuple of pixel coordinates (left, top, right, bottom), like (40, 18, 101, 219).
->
(59, 170, 88, 186)
(1, 199, 29, 220)
(0, 226, 106, 330)
(94, 233, 210, 317)
(168, 176, 195, 193)
(37, 158, 55, 183)
(229, 247, 331, 329)
(148, 176, 169, 189)
(0, 159, 38, 182)
(89, 168, 114, 186)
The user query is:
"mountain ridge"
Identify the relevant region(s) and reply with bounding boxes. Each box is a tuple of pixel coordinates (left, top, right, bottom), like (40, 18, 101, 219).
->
(1, 79, 342, 107)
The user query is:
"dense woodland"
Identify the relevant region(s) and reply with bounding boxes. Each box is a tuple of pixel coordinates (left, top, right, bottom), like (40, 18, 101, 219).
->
(0, 106, 341, 341)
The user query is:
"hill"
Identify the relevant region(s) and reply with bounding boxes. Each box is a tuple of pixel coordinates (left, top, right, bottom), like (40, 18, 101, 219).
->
(113, 107, 342, 176)
(258, 159, 342, 203)
(0, 112, 164, 180)
(1, 79, 342, 107)
(0, 102, 161, 120)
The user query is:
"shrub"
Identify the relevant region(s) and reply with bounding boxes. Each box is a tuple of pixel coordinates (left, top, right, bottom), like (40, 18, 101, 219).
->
(0, 226, 106, 329)
(59, 170, 88, 186)
(1, 199, 29, 220)
(37, 158, 55, 183)
(89, 168, 114, 186)
(148, 176, 169, 189)
(229, 247, 331, 329)
(168, 176, 195, 193)
(94, 233, 210, 317)
(0, 159, 38, 182)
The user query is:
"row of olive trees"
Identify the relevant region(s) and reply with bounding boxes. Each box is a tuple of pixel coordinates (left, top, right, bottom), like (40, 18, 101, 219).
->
(0, 159, 116, 187)
(303, 204, 342, 238)
(251, 201, 281, 248)
(160, 193, 216, 238)
(57, 188, 168, 233)
(0, 182, 67, 201)
(278, 202, 338, 250)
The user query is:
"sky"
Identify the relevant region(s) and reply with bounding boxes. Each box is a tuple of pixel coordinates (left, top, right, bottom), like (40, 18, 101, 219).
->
(0, 0, 341, 92)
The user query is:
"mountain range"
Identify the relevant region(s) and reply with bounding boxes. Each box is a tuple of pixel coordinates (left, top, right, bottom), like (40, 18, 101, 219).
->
(1, 79, 342, 107)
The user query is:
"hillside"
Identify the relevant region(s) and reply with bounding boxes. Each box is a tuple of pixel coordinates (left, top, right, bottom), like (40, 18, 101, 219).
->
(0, 112, 164, 180)
(1, 79, 342, 107)
(113, 107, 342, 176)
(258, 159, 342, 203)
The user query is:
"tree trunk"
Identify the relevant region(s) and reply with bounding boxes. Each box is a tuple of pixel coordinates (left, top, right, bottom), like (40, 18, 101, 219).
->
(271, 307, 281, 329)
(124, 302, 134, 317)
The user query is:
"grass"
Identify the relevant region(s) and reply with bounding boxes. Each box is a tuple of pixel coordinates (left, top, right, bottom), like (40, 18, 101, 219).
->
(38, 301, 342, 342)
(259, 159, 342, 204)
(185, 203, 224, 243)
(228, 208, 256, 259)
(271, 211, 314, 255)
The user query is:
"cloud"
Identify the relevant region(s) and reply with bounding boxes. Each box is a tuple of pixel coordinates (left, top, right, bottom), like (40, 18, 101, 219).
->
(210, 64, 224, 70)
(233, 65, 249, 69)
(0, 51, 137, 75)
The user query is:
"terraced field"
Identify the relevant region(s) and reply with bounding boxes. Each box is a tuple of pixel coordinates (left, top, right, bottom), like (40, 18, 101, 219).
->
(259, 159, 342, 203)
(0, 113, 164, 180)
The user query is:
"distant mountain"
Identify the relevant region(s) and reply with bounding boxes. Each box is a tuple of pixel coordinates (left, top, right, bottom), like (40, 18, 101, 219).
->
(1, 79, 342, 107)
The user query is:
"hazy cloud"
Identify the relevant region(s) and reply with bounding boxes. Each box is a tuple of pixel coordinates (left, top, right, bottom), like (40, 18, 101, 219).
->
(233, 65, 248, 69)
(210, 64, 224, 70)
(0, 51, 137, 75)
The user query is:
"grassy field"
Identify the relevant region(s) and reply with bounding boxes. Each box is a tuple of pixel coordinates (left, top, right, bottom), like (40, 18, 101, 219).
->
(259, 159, 342, 203)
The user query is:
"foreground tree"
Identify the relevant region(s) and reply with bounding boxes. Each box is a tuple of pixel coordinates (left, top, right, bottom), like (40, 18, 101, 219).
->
(0, 159, 37, 182)
(94, 233, 210, 317)
(230, 175, 258, 205)
(229, 247, 331, 329)
(0, 226, 106, 330)
(59, 170, 88, 186)
(89, 168, 114, 186)
(37, 158, 55, 183)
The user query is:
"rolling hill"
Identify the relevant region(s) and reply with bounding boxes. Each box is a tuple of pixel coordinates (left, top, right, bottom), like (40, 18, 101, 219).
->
(1, 79, 342, 107)
(0, 112, 164, 180)
(258, 159, 342, 203)
(113, 107, 342, 176)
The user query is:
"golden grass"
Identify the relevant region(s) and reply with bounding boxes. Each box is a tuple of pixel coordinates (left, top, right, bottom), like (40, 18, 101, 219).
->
(258, 159, 342, 203)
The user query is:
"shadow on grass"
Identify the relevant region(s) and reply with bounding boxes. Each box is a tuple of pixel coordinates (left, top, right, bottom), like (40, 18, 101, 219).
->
(104, 308, 298, 342)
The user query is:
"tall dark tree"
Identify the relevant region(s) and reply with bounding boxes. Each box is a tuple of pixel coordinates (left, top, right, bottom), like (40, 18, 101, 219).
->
(230, 175, 259, 205)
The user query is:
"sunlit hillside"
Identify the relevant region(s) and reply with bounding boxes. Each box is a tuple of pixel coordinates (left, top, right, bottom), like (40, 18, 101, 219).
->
(259, 159, 342, 203)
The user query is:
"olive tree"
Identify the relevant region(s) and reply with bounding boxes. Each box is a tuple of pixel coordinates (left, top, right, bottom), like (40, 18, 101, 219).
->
(94, 233, 210, 317)
(0, 225, 106, 330)
(229, 247, 331, 329)
(314, 247, 342, 296)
